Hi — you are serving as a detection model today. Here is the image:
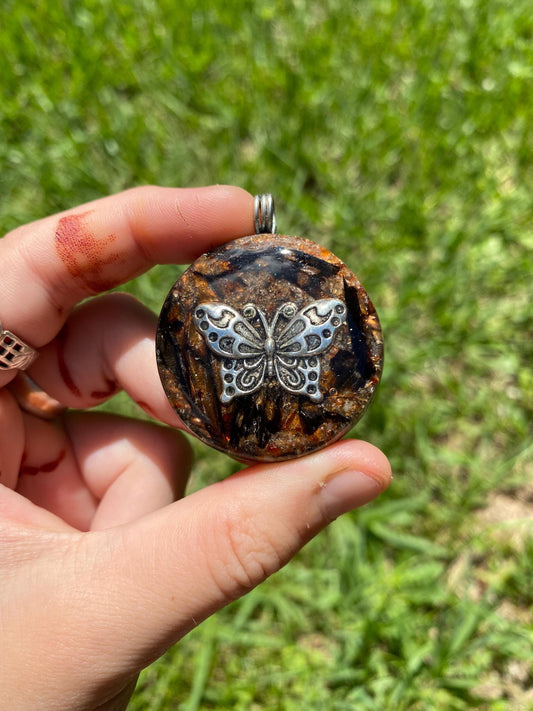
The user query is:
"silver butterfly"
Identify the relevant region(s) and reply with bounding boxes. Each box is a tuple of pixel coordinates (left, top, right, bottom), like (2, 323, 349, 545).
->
(193, 299, 346, 403)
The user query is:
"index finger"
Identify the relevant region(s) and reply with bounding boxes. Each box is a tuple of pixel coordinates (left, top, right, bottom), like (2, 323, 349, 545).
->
(0, 185, 254, 383)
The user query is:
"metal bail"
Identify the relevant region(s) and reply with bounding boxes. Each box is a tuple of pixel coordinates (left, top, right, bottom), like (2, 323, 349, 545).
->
(254, 194, 276, 234)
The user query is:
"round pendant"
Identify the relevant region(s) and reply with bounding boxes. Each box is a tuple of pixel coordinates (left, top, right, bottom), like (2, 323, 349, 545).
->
(156, 199, 383, 463)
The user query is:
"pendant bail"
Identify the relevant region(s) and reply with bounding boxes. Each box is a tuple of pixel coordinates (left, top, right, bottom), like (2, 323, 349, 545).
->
(254, 194, 276, 234)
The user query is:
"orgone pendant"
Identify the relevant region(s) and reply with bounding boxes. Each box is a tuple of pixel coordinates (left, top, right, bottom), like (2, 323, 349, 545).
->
(156, 194, 383, 463)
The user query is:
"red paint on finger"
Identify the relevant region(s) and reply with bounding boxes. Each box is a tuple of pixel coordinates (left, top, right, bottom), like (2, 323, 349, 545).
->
(55, 211, 125, 293)
(136, 400, 156, 418)
(20, 449, 66, 476)
(90, 377, 118, 400)
(56, 326, 82, 398)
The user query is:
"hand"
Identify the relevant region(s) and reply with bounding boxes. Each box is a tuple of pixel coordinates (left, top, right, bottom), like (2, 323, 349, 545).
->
(0, 186, 391, 711)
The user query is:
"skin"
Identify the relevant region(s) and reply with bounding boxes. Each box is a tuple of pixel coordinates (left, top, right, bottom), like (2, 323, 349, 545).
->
(0, 185, 391, 711)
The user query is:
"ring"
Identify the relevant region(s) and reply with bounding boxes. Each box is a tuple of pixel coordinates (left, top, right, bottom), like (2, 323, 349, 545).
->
(254, 194, 277, 234)
(7, 373, 67, 420)
(0, 321, 38, 371)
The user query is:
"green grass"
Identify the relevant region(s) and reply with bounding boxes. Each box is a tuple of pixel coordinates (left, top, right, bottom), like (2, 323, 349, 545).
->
(2, 0, 532, 709)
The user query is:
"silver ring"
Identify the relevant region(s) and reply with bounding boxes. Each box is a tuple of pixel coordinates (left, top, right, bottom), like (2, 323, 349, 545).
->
(254, 194, 277, 234)
(0, 322, 38, 371)
(7, 373, 66, 420)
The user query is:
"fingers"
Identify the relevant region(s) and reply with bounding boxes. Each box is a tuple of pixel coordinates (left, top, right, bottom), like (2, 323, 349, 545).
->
(0, 388, 75, 532)
(15, 414, 98, 531)
(15, 411, 191, 531)
(1, 437, 389, 706)
(64, 412, 192, 530)
(77, 440, 391, 671)
(0, 389, 24, 489)
(29, 292, 180, 424)
(0, 185, 254, 386)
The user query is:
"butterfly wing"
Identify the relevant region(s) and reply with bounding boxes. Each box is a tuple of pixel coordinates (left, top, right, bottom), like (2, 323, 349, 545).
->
(193, 303, 266, 403)
(193, 303, 264, 358)
(276, 299, 347, 357)
(274, 354, 323, 402)
(274, 299, 347, 401)
(220, 355, 266, 404)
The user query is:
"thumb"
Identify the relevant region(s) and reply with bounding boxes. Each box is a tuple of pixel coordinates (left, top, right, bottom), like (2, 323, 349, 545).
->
(87, 439, 391, 671)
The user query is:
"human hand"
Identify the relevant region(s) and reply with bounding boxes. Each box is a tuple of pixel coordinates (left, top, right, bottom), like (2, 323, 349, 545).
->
(0, 186, 391, 711)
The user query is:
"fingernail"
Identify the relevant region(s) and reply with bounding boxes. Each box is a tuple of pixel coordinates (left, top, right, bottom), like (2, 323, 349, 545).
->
(319, 470, 383, 520)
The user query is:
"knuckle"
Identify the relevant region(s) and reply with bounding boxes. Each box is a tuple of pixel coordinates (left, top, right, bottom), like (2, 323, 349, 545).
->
(15, 238, 67, 313)
(121, 184, 161, 218)
(86, 291, 141, 315)
(144, 425, 192, 498)
(207, 505, 285, 599)
(124, 184, 159, 200)
(122, 185, 161, 260)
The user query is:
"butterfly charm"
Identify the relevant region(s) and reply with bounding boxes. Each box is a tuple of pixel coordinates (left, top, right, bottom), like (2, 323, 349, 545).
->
(193, 299, 346, 403)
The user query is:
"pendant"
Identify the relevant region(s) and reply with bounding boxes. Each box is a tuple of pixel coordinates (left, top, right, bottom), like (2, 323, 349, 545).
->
(156, 194, 383, 463)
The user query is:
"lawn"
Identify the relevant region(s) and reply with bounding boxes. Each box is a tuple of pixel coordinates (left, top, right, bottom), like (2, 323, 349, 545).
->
(1, 1, 532, 709)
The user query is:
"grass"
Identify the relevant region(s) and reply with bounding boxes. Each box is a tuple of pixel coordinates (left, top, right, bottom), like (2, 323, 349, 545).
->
(1, 0, 532, 708)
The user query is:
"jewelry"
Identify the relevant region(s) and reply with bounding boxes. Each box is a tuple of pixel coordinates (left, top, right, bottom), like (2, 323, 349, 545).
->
(254, 193, 276, 234)
(0, 322, 38, 371)
(7, 373, 67, 420)
(156, 194, 383, 463)
(193, 299, 346, 404)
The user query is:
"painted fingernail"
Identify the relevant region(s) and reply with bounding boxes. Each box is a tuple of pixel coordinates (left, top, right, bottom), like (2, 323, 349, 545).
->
(319, 470, 383, 520)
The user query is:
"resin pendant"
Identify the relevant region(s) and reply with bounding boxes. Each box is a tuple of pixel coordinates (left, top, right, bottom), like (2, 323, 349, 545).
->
(156, 196, 383, 463)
